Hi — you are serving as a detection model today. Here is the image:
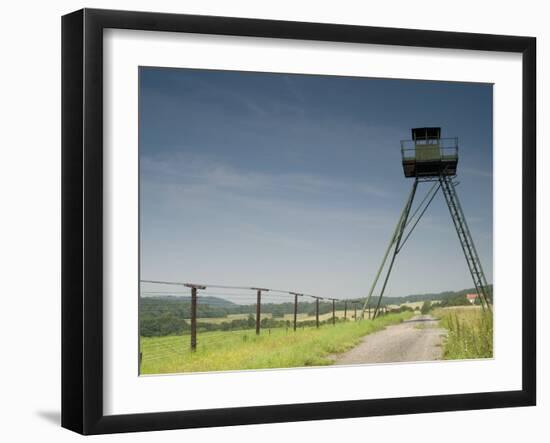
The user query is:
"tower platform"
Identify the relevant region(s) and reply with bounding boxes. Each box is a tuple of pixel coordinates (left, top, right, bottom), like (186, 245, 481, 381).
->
(401, 127, 458, 178)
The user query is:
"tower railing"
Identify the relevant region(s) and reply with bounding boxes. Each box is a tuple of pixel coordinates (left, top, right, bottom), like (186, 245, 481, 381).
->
(400, 137, 459, 162)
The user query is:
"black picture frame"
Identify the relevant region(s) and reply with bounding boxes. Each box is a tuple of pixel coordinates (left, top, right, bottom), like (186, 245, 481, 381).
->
(61, 8, 536, 435)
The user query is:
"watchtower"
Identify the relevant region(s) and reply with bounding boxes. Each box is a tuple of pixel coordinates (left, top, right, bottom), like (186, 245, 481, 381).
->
(401, 127, 458, 178)
(362, 128, 492, 319)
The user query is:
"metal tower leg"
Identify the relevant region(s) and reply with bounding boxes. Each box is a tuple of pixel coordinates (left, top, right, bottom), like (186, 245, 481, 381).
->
(361, 179, 418, 319)
(439, 175, 492, 311)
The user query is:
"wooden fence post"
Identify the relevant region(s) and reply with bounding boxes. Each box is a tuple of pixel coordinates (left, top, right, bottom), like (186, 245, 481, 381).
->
(190, 287, 198, 350)
(256, 289, 261, 335)
(291, 292, 299, 331)
(252, 288, 269, 335)
(315, 298, 320, 328)
(184, 284, 206, 351)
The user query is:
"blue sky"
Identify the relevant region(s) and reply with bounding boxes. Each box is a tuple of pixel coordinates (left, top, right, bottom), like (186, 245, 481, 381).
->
(139, 67, 493, 299)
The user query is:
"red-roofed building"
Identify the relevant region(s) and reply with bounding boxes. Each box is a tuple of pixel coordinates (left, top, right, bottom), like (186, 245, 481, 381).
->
(466, 293, 479, 304)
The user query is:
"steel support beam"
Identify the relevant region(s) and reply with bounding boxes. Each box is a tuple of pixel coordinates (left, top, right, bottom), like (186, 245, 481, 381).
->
(361, 179, 418, 319)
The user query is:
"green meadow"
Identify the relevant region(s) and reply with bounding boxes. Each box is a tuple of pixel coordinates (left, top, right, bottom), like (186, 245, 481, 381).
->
(140, 311, 413, 374)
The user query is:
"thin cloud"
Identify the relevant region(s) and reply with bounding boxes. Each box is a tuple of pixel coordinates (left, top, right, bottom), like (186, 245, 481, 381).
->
(461, 166, 493, 179)
(141, 154, 393, 200)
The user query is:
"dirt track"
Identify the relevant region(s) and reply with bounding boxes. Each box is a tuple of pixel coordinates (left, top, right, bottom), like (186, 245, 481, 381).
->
(333, 315, 446, 365)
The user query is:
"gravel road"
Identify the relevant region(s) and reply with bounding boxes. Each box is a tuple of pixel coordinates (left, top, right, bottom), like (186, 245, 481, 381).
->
(333, 315, 446, 365)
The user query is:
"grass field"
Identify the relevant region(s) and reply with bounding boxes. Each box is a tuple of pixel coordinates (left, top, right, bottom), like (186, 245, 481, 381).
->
(140, 311, 414, 374)
(189, 310, 359, 325)
(189, 313, 273, 324)
(433, 306, 493, 360)
(282, 310, 358, 322)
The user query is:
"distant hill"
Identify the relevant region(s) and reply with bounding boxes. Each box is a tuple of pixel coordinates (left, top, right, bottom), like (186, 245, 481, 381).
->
(383, 285, 493, 306)
(141, 286, 493, 308)
(141, 295, 236, 308)
(139, 286, 493, 336)
(139, 285, 492, 326)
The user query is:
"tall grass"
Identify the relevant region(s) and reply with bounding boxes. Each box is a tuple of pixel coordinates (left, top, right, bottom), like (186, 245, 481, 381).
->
(434, 307, 493, 360)
(140, 311, 413, 375)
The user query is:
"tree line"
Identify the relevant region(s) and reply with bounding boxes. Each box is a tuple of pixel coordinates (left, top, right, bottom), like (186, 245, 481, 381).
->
(139, 286, 492, 337)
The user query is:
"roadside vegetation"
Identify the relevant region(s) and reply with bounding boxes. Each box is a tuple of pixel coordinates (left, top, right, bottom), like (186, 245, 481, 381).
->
(420, 301, 432, 314)
(140, 311, 414, 374)
(432, 306, 493, 360)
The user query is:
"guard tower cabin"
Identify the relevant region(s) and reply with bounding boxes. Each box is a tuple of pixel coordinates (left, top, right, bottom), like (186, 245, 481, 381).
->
(401, 127, 458, 178)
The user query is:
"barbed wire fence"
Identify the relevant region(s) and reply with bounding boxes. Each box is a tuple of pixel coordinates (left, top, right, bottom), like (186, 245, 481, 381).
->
(139, 279, 395, 369)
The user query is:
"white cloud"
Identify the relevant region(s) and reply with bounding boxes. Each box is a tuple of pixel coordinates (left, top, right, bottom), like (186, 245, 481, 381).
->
(141, 153, 392, 200)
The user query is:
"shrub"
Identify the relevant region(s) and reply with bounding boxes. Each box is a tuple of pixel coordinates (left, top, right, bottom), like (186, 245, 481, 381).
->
(420, 301, 432, 314)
